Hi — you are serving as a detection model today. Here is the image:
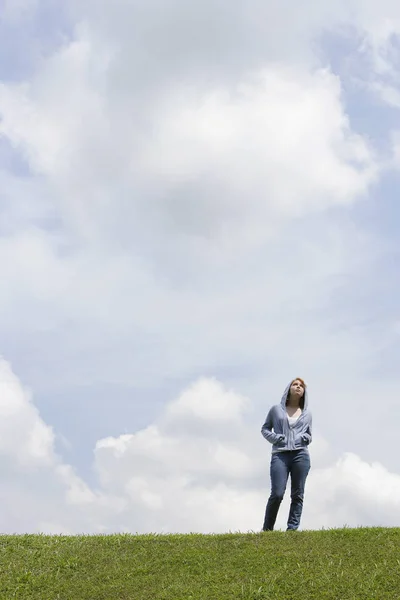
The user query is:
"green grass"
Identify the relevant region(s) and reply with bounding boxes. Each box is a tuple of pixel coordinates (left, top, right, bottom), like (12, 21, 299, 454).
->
(0, 528, 399, 599)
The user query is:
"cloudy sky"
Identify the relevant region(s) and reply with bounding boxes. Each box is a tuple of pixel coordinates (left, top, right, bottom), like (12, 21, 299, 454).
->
(1, 0, 400, 534)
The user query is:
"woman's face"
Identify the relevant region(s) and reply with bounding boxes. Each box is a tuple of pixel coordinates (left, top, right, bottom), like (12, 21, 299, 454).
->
(290, 379, 304, 399)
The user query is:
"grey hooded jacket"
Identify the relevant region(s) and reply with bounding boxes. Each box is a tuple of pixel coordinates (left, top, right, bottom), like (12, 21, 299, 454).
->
(261, 381, 312, 453)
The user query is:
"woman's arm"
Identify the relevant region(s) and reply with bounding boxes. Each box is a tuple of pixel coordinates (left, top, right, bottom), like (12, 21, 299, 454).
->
(261, 407, 284, 444)
(302, 414, 312, 445)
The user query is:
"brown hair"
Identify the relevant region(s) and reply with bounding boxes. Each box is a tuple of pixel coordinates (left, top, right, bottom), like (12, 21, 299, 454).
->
(286, 377, 306, 409)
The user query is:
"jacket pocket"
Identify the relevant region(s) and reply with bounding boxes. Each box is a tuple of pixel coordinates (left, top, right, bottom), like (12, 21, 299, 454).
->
(294, 434, 307, 448)
(274, 435, 286, 448)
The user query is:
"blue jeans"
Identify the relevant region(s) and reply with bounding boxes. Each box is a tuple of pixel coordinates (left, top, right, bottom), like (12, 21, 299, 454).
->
(262, 449, 310, 531)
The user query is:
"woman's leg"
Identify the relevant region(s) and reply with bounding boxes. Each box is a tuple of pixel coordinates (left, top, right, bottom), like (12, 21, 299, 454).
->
(262, 453, 290, 531)
(287, 450, 311, 530)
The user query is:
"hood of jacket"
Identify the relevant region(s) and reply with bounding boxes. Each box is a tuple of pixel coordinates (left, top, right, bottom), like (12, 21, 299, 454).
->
(280, 380, 309, 411)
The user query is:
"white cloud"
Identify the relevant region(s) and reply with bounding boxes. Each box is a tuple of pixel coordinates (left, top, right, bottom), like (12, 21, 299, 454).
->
(164, 378, 250, 423)
(0, 7, 386, 400)
(137, 67, 377, 226)
(304, 453, 400, 529)
(0, 359, 55, 467)
(0, 359, 84, 532)
(0, 59, 378, 246)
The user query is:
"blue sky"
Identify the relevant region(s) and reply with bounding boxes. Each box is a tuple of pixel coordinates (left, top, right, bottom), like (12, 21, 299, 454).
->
(1, 0, 400, 533)
(0, 0, 71, 81)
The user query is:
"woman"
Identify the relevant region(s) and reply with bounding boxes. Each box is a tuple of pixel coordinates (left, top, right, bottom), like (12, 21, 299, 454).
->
(261, 378, 312, 531)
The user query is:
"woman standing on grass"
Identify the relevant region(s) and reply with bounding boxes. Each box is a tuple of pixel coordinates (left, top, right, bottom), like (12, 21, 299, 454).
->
(261, 378, 312, 531)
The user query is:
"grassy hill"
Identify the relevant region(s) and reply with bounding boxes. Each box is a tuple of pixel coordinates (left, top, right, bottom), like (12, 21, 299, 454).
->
(0, 528, 399, 599)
